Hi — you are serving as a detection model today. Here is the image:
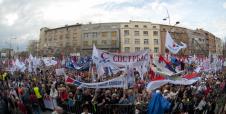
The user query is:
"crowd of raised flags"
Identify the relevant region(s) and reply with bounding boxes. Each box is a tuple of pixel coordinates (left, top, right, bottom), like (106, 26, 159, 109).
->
(0, 31, 225, 114)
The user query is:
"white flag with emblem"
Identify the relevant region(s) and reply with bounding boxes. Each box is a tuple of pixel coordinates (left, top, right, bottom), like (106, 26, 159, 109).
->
(165, 31, 186, 54)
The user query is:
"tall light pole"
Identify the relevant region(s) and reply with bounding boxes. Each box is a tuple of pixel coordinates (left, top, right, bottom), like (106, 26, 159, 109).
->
(162, 7, 170, 25)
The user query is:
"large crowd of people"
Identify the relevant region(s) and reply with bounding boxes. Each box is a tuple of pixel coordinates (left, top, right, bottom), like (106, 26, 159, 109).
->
(0, 58, 226, 114)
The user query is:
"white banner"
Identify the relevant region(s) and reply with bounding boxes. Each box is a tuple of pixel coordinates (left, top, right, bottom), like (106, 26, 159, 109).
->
(92, 45, 150, 79)
(92, 45, 150, 65)
(79, 76, 126, 88)
(43, 58, 57, 66)
(55, 68, 65, 76)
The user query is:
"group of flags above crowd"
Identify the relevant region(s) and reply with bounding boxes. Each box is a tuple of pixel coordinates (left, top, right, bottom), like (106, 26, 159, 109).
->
(0, 31, 225, 89)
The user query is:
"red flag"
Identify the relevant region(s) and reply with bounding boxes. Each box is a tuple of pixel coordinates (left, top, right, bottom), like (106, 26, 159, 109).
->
(159, 55, 171, 64)
(149, 67, 165, 81)
(65, 76, 75, 84)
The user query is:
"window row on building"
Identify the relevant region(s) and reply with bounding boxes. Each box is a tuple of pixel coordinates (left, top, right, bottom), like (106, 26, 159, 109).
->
(124, 38, 159, 45)
(123, 24, 157, 29)
(83, 31, 117, 38)
(123, 30, 159, 36)
(124, 47, 159, 53)
(83, 40, 117, 46)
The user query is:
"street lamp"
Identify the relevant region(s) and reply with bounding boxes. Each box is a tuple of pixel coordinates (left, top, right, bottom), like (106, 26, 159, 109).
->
(162, 7, 170, 25)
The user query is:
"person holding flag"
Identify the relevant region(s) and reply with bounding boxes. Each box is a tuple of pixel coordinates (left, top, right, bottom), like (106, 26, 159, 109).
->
(147, 90, 171, 114)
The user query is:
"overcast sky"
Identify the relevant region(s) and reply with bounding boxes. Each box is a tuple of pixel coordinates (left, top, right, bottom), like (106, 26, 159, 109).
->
(0, 0, 226, 51)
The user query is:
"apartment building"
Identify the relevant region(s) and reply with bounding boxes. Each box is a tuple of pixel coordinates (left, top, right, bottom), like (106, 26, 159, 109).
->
(39, 24, 81, 56)
(120, 21, 161, 57)
(81, 23, 120, 55)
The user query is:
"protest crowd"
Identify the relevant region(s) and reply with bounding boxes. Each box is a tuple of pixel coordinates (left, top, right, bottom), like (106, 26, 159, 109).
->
(0, 46, 226, 114)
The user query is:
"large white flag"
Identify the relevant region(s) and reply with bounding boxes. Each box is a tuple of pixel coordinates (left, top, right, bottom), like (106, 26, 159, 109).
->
(15, 59, 26, 72)
(165, 31, 186, 54)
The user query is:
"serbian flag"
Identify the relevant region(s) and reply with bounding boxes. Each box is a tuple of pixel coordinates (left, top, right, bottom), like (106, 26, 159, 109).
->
(149, 66, 165, 81)
(159, 55, 176, 73)
(65, 76, 82, 86)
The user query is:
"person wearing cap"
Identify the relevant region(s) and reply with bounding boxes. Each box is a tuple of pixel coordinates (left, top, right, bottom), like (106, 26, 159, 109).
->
(110, 93, 119, 104)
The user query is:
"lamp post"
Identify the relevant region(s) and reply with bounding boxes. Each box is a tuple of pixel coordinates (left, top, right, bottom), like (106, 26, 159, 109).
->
(162, 7, 171, 25)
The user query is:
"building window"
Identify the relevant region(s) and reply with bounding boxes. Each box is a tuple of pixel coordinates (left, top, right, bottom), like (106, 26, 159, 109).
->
(65, 42, 70, 46)
(144, 47, 149, 50)
(134, 31, 139, 36)
(124, 38, 130, 44)
(111, 31, 116, 37)
(83, 41, 88, 46)
(153, 31, 158, 36)
(135, 47, 140, 52)
(143, 31, 148, 36)
(92, 32, 97, 38)
(125, 47, 130, 52)
(111, 40, 116, 46)
(154, 47, 159, 53)
(101, 40, 107, 45)
(124, 25, 128, 27)
(154, 39, 159, 45)
(153, 26, 156, 28)
(59, 35, 63, 40)
(101, 32, 108, 37)
(135, 25, 139, 28)
(124, 30, 129, 36)
(92, 40, 97, 45)
(135, 39, 140, 44)
(65, 34, 70, 39)
(48, 38, 52, 41)
(144, 39, 149, 44)
(143, 25, 147, 28)
(84, 33, 89, 38)
(163, 28, 166, 31)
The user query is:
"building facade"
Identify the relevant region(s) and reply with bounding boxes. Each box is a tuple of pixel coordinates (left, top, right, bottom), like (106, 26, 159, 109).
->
(120, 21, 161, 57)
(0, 48, 14, 59)
(215, 37, 223, 56)
(38, 21, 222, 57)
(81, 23, 120, 55)
(186, 29, 209, 56)
(39, 24, 81, 56)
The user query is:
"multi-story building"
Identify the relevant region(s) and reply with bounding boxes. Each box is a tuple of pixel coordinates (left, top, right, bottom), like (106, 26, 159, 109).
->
(38, 21, 222, 57)
(0, 48, 14, 59)
(27, 40, 39, 56)
(81, 23, 120, 55)
(120, 21, 161, 57)
(159, 25, 189, 55)
(195, 29, 217, 55)
(187, 29, 209, 56)
(215, 37, 223, 56)
(223, 37, 226, 57)
(39, 24, 81, 56)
